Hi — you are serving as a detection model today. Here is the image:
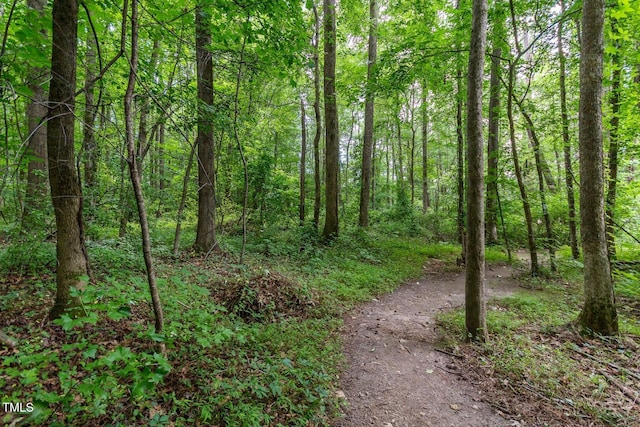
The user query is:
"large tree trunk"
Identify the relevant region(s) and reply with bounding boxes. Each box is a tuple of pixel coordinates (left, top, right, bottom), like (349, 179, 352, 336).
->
(312, 2, 322, 229)
(578, 0, 618, 335)
(558, 0, 579, 260)
(485, 46, 500, 245)
(47, 0, 90, 320)
(22, 0, 48, 228)
(193, 4, 218, 253)
(124, 0, 164, 337)
(323, 0, 339, 239)
(465, 0, 488, 342)
(358, 0, 377, 228)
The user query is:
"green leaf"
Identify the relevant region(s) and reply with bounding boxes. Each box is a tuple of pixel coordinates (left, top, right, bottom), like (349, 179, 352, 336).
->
(83, 345, 98, 359)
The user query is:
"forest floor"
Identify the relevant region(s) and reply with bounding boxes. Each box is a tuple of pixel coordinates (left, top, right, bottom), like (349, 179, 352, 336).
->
(334, 254, 640, 427)
(2, 236, 638, 426)
(335, 259, 519, 427)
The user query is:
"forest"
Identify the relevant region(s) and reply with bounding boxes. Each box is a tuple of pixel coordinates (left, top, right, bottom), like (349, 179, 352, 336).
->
(1, 0, 639, 425)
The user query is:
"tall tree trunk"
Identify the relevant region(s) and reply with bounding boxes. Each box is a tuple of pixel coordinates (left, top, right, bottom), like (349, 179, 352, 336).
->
(605, 18, 621, 261)
(299, 96, 307, 224)
(465, 0, 488, 342)
(421, 82, 429, 214)
(578, 0, 617, 335)
(558, 0, 579, 260)
(312, 2, 322, 229)
(194, 4, 218, 254)
(456, 67, 465, 247)
(359, 0, 377, 228)
(323, 0, 339, 239)
(124, 0, 163, 338)
(486, 46, 500, 245)
(47, 0, 90, 320)
(22, 0, 48, 228)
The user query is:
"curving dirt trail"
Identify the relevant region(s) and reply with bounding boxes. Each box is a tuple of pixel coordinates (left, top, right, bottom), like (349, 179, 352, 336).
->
(336, 261, 519, 427)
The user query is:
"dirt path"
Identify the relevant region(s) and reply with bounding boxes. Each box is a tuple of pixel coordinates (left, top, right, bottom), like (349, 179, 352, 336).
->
(336, 261, 519, 427)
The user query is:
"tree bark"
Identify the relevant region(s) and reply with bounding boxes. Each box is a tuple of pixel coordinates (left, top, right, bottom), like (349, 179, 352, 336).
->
(578, 0, 618, 335)
(194, 5, 218, 254)
(47, 0, 90, 320)
(312, 2, 322, 229)
(323, 0, 339, 239)
(486, 46, 501, 245)
(465, 0, 488, 342)
(558, 0, 579, 260)
(358, 0, 377, 228)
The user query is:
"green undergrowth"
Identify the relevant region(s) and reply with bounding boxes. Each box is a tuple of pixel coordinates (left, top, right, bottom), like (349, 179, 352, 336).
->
(0, 225, 453, 426)
(437, 256, 640, 426)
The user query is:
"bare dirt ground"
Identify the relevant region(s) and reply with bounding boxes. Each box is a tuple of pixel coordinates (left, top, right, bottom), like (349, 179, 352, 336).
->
(335, 260, 519, 427)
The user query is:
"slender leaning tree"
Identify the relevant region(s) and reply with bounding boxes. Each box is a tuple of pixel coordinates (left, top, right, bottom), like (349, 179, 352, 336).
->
(577, 0, 618, 335)
(465, 0, 488, 341)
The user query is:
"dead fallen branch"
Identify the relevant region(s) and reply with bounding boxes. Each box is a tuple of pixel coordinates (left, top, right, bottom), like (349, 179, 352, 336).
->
(571, 345, 640, 382)
(0, 330, 17, 348)
(602, 371, 640, 404)
(435, 347, 463, 358)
